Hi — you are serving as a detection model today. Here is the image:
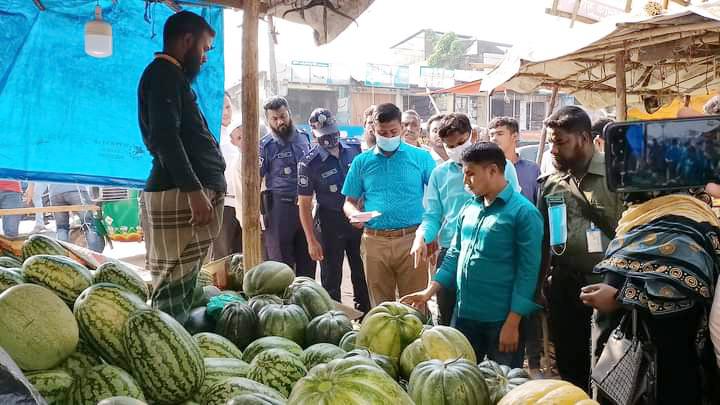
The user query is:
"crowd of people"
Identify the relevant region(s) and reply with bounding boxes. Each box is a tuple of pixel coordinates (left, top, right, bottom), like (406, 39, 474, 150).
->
(135, 11, 720, 404)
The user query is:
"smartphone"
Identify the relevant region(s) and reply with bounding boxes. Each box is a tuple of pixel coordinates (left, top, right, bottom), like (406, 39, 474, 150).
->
(604, 116, 720, 192)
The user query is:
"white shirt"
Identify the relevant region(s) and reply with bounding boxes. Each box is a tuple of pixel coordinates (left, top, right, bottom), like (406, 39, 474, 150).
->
(220, 124, 240, 209)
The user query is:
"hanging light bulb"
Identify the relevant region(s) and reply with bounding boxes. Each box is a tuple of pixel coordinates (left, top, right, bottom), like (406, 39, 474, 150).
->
(85, 3, 112, 58)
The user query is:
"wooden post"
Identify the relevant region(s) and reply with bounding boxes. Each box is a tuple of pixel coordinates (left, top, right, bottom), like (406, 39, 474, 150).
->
(615, 51, 627, 121)
(625, 0, 633, 12)
(241, 0, 262, 269)
(535, 85, 559, 165)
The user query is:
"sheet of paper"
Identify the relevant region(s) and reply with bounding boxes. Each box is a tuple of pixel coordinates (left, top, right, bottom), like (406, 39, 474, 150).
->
(349, 211, 382, 223)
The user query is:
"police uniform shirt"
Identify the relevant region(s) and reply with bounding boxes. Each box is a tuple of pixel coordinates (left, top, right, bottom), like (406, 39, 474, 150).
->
(538, 152, 624, 274)
(297, 138, 361, 212)
(259, 128, 311, 196)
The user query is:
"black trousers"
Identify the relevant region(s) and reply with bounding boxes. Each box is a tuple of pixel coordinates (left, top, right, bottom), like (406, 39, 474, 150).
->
(547, 270, 593, 391)
(212, 205, 243, 260)
(264, 196, 316, 278)
(317, 208, 370, 313)
(436, 248, 456, 326)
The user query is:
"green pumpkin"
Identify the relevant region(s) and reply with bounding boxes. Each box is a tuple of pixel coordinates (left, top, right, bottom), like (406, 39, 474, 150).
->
(338, 330, 358, 351)
(283, 278, 334, 319)
(356, 301, 424, 361)
(243, 261, 295, 297)
(305, 310, 353, 346)
(248, 294, 284, 315)
(408, 358, 491, 405)
(258, 303, 309, 347)
(288, 356, 414, 405)
(216, 301, 259, 350)
(478, 359, 531, 404)
(343, 348, 399, 380)
(399, 325, 477, 378)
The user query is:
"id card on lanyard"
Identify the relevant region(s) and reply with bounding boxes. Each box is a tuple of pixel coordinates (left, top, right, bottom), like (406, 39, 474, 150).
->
(586, 222, 603, 253)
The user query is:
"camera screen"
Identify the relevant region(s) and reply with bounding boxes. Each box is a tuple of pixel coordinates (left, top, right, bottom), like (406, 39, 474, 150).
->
(606, 117, 720, 192)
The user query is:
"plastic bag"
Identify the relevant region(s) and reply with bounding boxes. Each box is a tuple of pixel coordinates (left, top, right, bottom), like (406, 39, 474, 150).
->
(206, 293, 248, 320)
(0, 347, 47, 405)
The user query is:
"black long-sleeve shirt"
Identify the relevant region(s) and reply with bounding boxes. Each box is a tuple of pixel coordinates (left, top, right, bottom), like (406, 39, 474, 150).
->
(138, 56, 226, 193)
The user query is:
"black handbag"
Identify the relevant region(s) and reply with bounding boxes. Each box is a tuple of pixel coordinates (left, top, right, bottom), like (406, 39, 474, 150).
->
(591, 309, 657, 405)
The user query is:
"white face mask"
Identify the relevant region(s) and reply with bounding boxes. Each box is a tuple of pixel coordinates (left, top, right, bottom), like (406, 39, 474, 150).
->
(444, 137, 473, 163)
(375, 134, 402, 152)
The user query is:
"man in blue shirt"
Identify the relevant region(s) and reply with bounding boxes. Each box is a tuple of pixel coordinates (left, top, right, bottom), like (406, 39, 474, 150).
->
(298, 108, 370, 313)
(259, 96, 315, 277)
(342, 103, 436, 307)
(411, 113, 521, 326)
(402, 142, 543, 368)
(489, 116, 541, 203)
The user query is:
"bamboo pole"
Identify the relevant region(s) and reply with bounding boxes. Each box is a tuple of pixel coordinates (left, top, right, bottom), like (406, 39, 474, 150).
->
(241, 0, 262, 269)
(0, 205, 100, 216)
(625, 0, 633, 12)
(535, 85, 559, 165)
(616, 50, 628, 121)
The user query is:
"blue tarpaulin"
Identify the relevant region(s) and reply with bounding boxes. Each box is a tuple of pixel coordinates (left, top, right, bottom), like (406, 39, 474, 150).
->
(0, 0, 224, 188)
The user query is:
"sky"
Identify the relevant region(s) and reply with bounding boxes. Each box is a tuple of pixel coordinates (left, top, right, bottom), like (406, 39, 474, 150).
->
(223, 0, 565, 86)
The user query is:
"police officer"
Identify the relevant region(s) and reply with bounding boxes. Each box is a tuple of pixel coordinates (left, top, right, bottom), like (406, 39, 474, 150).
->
(260, 96, 315, 277)
(297, 109, 371, 313)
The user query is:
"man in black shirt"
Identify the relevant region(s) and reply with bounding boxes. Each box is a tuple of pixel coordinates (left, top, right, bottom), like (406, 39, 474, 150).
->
(138, 11, 225, 324)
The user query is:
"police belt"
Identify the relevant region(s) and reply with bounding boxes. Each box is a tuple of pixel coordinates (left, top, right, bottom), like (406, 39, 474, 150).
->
(271, 192, 297, 204)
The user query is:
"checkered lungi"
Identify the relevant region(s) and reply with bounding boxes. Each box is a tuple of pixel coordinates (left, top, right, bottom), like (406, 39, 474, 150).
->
(140, 188, 223, 324)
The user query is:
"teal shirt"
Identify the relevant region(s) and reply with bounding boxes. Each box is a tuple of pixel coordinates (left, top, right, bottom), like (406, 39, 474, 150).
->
(342, 142, 436, 230)
(434, 183, 543, 322)
(419, 159, 521, 248)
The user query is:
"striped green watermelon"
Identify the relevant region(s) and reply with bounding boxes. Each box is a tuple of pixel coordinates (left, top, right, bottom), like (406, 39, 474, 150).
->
(243, 261, 295, 297)
(0, 256, 22, 268)
(196, 357, 252, 400)
(247, 348, 307, 397)
(193, 332, 244, 360)
(202, 377, 286, 405)
(301, 343, 346, 370)
(305, 310, 353, 346)
(283, 278, 334, 319)
(66, 364, 145, 405)
(93, 261, 149, 301)
(227, 393, 287, 404)
(21, 234, 68, 260)
(287, 356, 414, 405)
(97, 397, 149, 405)
(216, 301, 258, 350)
(0, 267, 24, 292)
(26, 369, 74, 404)
(74, 283, 148, 369)
(23, 254, 92, 305)
(122, 308, 205, 404)
(339, 330, 358, 351)
(258, 304, 309, 347)
(0, 284, 79, 371)
(242, 336, 303, 364)
(58, 347, 102, 379)
(248, 294, 284, 315)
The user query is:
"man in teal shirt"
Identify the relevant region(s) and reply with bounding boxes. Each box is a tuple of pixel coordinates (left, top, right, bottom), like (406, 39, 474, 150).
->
(343, 103, 436, 307)
(411, 113, 520, 326)
(402, 142, 543, 367)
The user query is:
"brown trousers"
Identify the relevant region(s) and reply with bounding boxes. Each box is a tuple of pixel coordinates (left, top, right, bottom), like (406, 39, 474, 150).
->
(360, 232, 429, 307)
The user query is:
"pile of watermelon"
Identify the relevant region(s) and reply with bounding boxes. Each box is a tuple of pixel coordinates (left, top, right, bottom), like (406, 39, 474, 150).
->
(0, 234, 587, 405)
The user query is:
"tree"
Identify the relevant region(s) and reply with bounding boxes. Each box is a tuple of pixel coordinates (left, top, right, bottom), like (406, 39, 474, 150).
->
(427, 32, 466, 70)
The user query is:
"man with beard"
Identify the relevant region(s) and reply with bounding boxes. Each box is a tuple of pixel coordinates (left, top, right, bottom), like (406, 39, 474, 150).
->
(259, 96, 315, 277)
(537, 106, 623, 390)
(297, 109, 370, 313)
(137, 11, 225, 323)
